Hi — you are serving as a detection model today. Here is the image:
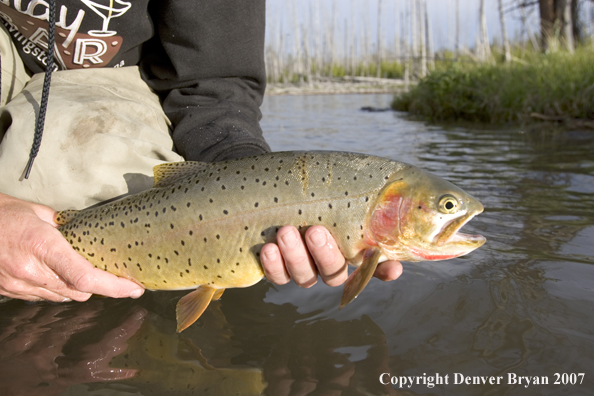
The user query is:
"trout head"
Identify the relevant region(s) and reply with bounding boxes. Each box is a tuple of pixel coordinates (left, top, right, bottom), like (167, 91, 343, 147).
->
(369, 167, 485, 262)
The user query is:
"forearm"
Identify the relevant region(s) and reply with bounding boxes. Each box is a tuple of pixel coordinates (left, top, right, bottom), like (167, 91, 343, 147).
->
(141, 0, 269, 162)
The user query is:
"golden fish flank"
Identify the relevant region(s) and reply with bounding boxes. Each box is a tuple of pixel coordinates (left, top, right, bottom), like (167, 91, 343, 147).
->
(56, 151, 486, 332)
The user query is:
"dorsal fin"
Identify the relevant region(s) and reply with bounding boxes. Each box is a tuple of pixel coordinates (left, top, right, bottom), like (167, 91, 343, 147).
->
(55, 209, 80, 225)
(153, 161, 210, 188)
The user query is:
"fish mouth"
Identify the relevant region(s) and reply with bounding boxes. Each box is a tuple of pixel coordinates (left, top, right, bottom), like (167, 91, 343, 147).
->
(435, 212, 485, 248)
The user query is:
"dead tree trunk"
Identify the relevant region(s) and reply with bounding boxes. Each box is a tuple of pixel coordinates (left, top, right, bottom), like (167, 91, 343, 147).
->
(498, 0, 512, 61)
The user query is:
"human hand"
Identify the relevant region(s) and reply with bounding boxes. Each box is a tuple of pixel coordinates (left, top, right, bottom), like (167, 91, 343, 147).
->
(260, 225, 402, 288)
(0, 193, 145, 302)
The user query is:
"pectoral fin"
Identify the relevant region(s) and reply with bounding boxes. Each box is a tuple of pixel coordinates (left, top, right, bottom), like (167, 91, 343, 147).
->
(176, 286, 217, 332)
(211, 288, 225, 301)
(340, 248, 382, 309)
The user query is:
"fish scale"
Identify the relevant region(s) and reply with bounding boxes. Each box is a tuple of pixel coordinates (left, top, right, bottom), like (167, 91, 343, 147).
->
(57, 151, 485, 332)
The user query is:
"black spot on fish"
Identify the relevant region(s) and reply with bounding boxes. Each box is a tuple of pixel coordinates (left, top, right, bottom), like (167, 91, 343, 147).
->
(216, 235, 220, 239)
(204, 265, 208, 269)
(223, 210, 228, 215)
(157, 265, 161, 269)
(329, 203, 333, 209)
(188, 259, 192, 266)
(244, 226, 248, 230)
(311, 192, 315, 197)
(318, 216, 322, 221)
(187, 202, 191, 207)
(254, 202, 259, 208)
(174, 250, 179, 255)
(217, 258, 220, 263)
(111, 248, 117, 252)
(345, 191, 349, 196)
(171, 205, 177, 211)
(181, 240, 185, 246)
(170, 224, 174, 229)
(148, 253, 152, 258)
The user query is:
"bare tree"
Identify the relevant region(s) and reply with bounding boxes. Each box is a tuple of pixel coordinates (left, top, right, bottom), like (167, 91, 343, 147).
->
(478, 0, 492, 61)
(563, 0, 575, 52)
(455, 0, 460, 58)
(419, 0, 427, 77)
(498, 0, 512, 61)
(377, 0, 383, 78)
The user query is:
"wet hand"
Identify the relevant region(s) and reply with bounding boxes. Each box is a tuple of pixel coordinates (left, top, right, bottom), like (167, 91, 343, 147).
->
(260, 225, 402, 287)
(0, 193, 145, 302)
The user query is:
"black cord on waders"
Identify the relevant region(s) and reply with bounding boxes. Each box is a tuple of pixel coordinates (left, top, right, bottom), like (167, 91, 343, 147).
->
(23, 0, 56, 179)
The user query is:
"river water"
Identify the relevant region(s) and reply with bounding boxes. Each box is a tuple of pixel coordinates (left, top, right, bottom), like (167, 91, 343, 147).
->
(1, 94, 593, 395)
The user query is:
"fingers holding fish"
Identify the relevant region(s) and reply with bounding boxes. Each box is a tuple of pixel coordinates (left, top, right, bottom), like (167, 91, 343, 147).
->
(45, 246, 145, 300)
(260, 243, 291, 284)
(275, 226, 319, 288)
(305, 226, 348, 287)
(0, 193, 144, 302)
(374, 260, 404, 282)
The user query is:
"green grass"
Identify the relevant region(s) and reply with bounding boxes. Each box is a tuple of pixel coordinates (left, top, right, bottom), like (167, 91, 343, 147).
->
(392, 47, 594, 125)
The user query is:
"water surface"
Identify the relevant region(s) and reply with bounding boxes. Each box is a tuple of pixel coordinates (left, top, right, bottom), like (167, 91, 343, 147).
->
(1, 94, 593, 395)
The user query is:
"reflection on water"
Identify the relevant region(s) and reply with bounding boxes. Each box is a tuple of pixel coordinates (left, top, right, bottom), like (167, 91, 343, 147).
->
(1, 94, 593, 395)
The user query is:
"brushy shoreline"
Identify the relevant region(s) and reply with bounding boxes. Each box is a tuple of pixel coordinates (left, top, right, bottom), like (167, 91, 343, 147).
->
(391, 48, 594, 129)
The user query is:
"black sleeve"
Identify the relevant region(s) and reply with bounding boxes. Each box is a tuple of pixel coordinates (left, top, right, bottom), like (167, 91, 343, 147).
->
(140, 0, 270, 162)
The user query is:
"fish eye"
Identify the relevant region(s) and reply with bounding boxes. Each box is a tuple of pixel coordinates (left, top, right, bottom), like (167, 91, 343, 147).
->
(438, 195, 459, 214)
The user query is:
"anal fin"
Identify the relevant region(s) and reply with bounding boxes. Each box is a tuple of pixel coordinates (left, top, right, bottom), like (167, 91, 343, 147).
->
(176, 286, 217, 332)
(340, 248, 382, 309)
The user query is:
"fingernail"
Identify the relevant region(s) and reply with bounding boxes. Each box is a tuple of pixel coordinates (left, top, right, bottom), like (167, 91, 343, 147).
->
(308, 228, 327, 248)
(129, 289, 144, 299)
(280, 229, 298, 248)
(262, 248, 277, 262)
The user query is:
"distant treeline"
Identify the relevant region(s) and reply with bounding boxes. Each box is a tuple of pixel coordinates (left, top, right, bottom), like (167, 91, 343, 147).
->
(265, 0, 594, 84)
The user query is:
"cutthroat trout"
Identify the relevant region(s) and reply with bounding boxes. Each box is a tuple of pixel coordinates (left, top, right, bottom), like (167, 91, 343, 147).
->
(56, 151, 486, 332)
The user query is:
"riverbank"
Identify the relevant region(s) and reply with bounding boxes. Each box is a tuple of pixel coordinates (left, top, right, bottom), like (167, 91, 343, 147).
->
(391, 48, 594, 129)
(266, 76, 409, 96)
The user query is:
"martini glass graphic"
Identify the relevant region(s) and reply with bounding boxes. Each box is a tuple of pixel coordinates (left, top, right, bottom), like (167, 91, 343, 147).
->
(81, 0, 131, 37)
